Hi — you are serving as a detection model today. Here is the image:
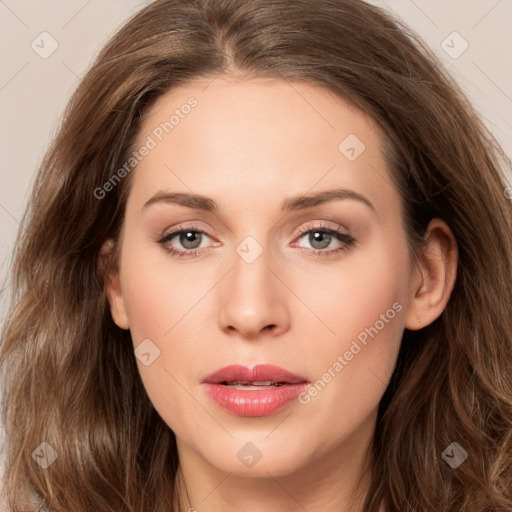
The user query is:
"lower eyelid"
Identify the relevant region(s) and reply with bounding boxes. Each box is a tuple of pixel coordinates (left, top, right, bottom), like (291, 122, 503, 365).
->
(158, 236, 356, 258)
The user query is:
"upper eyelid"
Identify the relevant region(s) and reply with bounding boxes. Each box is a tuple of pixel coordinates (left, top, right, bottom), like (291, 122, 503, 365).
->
(296, 220, 349, 235)
(162, 221, 346, 236)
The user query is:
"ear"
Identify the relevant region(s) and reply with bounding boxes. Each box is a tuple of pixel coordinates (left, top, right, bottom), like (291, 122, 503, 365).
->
(98, 239, 130, 330)
(404, 218, 458, 330)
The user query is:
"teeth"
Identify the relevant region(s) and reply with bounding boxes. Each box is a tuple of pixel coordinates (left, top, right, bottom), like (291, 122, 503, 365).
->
(226, 383, 283, 390)
(222, 381, 285, 387)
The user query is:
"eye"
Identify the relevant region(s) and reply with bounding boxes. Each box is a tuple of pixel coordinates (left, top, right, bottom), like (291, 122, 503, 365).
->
(294, 221, 356, 256)
(156, 221, 356, 258)
(156, 223, 217, 258)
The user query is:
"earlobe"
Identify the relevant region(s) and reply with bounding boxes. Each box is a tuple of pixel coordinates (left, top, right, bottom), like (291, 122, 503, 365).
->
(404, 219, 458, 331)
(98, 239, 130, 330)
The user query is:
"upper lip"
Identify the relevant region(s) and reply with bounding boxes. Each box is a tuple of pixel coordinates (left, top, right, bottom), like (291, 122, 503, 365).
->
(202, 364, 308, 385)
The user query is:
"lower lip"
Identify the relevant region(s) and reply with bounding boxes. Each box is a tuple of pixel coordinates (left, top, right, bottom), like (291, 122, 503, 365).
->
(202, 382, 309, 416)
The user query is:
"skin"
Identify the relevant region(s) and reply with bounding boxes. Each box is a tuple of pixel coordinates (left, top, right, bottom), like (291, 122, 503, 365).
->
(101, 77, 458, 512)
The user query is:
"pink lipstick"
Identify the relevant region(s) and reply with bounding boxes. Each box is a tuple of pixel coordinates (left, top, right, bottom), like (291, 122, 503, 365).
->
(201, 364, 309, 416)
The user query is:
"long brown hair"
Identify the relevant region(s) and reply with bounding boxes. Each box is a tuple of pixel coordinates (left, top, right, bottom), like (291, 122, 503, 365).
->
(1, 0, 511, 510)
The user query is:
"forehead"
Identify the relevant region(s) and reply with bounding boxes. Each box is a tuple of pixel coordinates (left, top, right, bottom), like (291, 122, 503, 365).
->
(138, 77, 378, 151)
(128, 78, 398, 217)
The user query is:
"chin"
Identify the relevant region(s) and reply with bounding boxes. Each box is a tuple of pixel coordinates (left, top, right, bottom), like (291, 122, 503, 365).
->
(198, 436, 314, 478)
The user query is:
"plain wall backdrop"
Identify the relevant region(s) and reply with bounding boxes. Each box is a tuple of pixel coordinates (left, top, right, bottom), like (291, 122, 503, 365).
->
(0, 0, 511, 489)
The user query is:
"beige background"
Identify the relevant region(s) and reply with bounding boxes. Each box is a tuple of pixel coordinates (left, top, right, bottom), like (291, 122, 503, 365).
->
(0, 0, 511, 483)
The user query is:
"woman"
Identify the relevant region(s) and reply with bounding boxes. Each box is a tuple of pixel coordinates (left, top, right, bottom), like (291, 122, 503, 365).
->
(1, 0, 511, 511)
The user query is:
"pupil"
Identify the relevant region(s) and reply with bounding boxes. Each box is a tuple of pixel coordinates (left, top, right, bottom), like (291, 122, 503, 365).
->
(181, 231, 200, 249)
(311, 231, 330, 249)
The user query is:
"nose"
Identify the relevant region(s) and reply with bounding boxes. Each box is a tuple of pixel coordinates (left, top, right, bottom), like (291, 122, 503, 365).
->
(217, 248, 290, 339)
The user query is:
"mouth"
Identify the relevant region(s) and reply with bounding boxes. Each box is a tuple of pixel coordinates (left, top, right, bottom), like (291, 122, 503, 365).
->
(201, 364, 309, 417)
(219, 381, 286, 390)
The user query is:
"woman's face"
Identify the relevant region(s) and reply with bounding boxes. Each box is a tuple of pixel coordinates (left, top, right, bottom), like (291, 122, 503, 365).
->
(106, 78, 419, 479)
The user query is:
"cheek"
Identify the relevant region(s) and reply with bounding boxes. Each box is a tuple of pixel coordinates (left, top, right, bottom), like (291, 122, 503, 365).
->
(120, 236, 210, 343)
(293, 226, 410, 345)
(118, 238, 215, 433)
(293, 230, 410, 435)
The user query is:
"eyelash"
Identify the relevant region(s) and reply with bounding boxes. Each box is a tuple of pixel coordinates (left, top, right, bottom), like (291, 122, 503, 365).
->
(156, 221, 356, 259)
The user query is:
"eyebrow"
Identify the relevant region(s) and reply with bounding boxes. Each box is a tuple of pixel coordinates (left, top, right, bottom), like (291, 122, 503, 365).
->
(142, 187, 376, 214)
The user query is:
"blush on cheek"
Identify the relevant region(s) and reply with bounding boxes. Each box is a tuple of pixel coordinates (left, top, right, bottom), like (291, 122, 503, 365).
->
(120, 240, 173, 331)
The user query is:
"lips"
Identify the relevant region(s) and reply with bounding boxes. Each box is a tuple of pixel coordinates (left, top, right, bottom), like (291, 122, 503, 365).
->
(202, 364, 308, 386)
(202, 364, 309, 416)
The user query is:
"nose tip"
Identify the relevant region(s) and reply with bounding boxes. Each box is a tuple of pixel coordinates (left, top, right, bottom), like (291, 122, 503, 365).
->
(217, 258, 290, 339)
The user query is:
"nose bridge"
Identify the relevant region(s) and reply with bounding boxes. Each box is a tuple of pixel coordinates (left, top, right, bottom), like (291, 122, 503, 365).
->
(217, 235, 289, 337)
